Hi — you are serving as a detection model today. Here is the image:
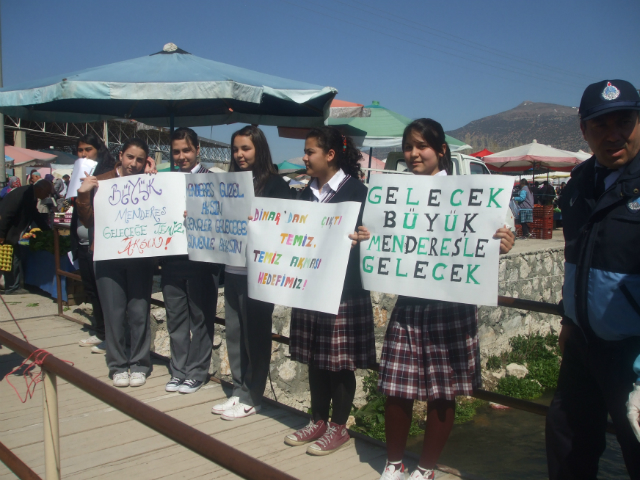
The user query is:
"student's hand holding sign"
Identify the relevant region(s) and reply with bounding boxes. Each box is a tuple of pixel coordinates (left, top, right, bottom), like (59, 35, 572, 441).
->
(349, 226, 371, 248)
(77, 172, 99, 193)
(494, 226, 515, 254)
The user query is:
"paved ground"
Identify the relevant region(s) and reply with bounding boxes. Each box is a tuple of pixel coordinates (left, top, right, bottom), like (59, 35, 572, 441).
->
(0, 294, 462, 480)
(510, 228, 564, 256)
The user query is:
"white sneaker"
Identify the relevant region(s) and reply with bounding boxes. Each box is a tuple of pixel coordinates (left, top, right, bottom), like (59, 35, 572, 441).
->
(211, 396, 240, 415)
(113, 372, 130, 387)
(220, 402, 261, 421)
(90, 341, 106, 354)
(79, 335, 102, 347)
(129, 372, 146, 387)
(408, 468, 435, 480)
(380, 461, 406, 480)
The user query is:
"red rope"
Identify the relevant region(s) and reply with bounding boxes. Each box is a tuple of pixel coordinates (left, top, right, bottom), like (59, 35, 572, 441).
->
(4, 349, 72, 403)
(0, 294, 74, 402)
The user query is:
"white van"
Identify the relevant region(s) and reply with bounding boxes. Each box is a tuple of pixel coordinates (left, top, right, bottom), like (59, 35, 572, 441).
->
(383, 152, 491, 175)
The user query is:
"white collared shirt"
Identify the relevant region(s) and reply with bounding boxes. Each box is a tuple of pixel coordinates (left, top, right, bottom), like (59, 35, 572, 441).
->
(309, 169, 347, 203)
(595, 161, 624, 191)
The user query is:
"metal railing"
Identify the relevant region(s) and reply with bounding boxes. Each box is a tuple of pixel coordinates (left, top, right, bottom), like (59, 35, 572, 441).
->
(0, 327, 297, 480)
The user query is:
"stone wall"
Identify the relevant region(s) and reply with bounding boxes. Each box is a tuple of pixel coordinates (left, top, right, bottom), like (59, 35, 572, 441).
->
(149, 245, 564, 412)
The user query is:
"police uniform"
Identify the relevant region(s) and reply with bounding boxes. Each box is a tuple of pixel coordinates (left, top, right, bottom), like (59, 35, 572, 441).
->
(546, 80, 640, 479)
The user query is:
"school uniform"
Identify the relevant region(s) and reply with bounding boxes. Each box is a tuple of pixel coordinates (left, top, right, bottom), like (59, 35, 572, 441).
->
(162, 163, 220, 383)
(290, 169, 376, 425)
(76, 165, 155, 377)
(378, 170, 482, 402)
(224, 174, 291, 407)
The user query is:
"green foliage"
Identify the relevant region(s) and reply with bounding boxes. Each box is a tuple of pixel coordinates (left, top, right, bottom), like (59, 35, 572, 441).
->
(455, 397, 486, 424)
(526, 357, 560, 390)
(350, 371, 424, 441)
(486, 355, 501, 371)
(491, 332, 562, 398)
(26, 303, 39, 307)
(496, 376, 543, 400)
(29, 230, 71, 255)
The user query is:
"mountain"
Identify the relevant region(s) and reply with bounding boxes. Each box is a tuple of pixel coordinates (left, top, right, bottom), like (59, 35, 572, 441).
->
(446, 101, 590, 153)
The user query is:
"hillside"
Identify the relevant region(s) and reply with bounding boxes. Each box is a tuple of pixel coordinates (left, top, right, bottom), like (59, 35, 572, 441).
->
(446, 101, 590, 153)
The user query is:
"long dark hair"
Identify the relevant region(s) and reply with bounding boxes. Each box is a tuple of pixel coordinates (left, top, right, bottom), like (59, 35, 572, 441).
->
(77, 134, 117, 176)
(306, 126, 362, 178)
(402, 118, 452, 175)
(170, 127, 199, 149)
(120, 137, 150, 158)
(229, 125, 277, 196)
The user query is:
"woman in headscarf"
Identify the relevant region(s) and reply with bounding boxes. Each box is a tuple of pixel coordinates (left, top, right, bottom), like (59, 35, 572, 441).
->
(0, 177, 21, 199)
(52, 178, 67, 210)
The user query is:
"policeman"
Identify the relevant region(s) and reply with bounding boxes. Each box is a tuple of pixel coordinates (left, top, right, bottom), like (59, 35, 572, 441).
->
(546, 79, 640, 479)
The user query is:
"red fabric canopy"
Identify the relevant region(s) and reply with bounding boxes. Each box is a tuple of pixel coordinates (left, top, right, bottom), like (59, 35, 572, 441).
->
(469, 148, 493, 158)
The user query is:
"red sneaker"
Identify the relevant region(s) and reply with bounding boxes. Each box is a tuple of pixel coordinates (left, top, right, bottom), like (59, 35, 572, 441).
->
(306, 422, 350, 456)
(284, 420, 327, 446)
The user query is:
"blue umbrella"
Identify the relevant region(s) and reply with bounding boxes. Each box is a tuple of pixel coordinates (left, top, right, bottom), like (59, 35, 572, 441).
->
(0, 43, 337, 129)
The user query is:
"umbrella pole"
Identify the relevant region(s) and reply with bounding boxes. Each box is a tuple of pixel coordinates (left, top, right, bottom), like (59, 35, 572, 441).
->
(169, 112, 175, 171)
(367, 147, 372, 183)
(0, 9, 5, 187)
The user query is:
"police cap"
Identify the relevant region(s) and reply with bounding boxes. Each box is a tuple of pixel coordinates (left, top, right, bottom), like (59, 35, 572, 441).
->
(579, 79, 640, 121)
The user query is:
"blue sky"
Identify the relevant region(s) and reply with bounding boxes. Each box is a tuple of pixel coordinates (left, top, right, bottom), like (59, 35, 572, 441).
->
(3, 0, 639, 161)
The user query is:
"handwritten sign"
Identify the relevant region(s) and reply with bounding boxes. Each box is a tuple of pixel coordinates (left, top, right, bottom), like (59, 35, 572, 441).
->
(93, 173, 188, 261)
(185, 172, 254, 266)
(360, 174, 513, 306)
(247, 198, 361, 314)
(65, 158, 97, 199)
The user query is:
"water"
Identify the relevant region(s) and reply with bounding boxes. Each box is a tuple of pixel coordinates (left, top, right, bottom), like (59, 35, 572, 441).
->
(406, 393, 629, 479)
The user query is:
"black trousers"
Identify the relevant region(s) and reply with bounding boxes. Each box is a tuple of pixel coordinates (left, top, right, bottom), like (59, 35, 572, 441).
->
(162, 258, 217, 382)
(76, 245, 105, 339)
(309, 365, 356, 425)
(546, 328, 640, 479)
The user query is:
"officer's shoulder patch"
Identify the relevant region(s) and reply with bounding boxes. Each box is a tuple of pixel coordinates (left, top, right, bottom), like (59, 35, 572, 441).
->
(627, 197, 640, 213)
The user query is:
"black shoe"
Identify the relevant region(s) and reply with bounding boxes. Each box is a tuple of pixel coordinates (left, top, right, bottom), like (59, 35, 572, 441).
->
(178, 379, 203, 394)
(165, 377, 184, 392)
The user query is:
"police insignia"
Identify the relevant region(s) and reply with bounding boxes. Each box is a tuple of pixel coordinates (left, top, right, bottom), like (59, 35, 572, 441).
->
(627, 197, 640, 213)
(602, 82, 621, 101)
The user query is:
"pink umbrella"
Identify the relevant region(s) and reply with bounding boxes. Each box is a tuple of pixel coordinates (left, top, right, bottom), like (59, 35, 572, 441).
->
(6, 145, 57, 167)
(483, 140, 586, 172)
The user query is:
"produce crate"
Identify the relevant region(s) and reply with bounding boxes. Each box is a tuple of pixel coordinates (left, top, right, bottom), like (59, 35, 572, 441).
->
(0, 245, 13, 271)
(533, 216, 554, 229)
(515, 224, 522, 237)
(533, 205, 554, 217)
(531, 227, 553, 240)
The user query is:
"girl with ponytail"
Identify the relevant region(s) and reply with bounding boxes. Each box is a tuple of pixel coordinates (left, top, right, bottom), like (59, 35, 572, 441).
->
(283, 126, 376, 456)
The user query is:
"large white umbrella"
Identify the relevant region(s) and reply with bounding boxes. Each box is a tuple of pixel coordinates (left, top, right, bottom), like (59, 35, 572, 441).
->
(483, 140, 588, 172)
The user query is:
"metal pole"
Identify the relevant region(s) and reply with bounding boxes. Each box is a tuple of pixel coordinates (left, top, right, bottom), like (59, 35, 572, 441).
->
(42, 368, 61, 480)
(103, 121, 109, 148)
(169, 112, 175, 171)
(367, 147, 372, 183)
(0, 2, 6, 187)
(53, 227, 63, 316)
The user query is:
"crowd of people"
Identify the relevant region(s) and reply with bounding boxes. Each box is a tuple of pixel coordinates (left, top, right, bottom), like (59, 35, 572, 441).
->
(0, 78, 638, 479)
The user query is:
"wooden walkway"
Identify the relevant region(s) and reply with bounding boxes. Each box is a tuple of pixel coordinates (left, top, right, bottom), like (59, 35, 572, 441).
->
(0, 293, 461, 480)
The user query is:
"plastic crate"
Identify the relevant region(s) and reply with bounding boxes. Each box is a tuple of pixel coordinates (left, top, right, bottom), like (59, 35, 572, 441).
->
(531, 227, 553, 240)
(533, 217, 554, 229)
(0, 244, 13, 271)
(533, 205, 554, 217)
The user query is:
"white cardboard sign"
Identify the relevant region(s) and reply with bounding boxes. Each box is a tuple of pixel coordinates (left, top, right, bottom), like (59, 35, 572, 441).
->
(185, 171, 255, 266)
(93, 173, 188, 261)
(66, 158, 97, 199)
(247, 198, 361, 315)
(360, 174, 513, 306)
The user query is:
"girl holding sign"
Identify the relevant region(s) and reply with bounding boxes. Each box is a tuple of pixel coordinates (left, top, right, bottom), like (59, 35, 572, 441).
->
(74, 134, 116, 352)
(283, 126, 376, 456)
(211, 126, 291, 420)
(76, 138, 156, 388)
(370, 119, 514, 480)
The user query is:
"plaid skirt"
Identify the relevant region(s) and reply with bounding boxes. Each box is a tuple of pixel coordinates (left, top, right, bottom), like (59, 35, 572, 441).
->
(289, 291, 376, 372)
(519, 208, 533, 224)
(378, 299, 481, 401)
